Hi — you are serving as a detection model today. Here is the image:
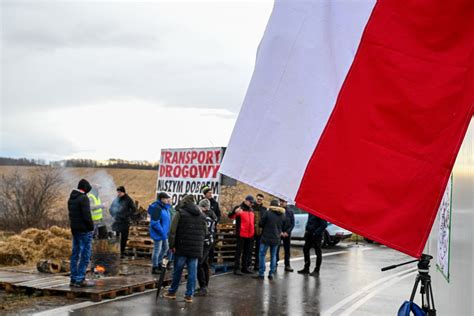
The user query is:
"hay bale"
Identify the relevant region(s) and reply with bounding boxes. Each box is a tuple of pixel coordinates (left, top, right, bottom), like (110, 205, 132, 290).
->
(20, 228, 54, 245)
(41, 237, 71, 261)
(49, 226, 71, 240)
(0, 236, 42, 265)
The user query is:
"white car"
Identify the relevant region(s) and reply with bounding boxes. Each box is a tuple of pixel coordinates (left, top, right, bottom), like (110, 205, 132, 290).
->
(290, 205, 352, 247)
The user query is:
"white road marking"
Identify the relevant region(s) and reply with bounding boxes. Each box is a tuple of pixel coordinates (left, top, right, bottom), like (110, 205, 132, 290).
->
(339, 271, 417, 315)
(322, 267, 417, 316)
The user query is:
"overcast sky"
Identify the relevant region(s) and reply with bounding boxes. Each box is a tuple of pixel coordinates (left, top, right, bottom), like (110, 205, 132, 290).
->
(0, 0, 273, 161)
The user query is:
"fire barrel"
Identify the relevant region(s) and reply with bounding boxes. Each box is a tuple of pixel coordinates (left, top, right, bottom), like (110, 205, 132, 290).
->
(91, 239, 120, 276)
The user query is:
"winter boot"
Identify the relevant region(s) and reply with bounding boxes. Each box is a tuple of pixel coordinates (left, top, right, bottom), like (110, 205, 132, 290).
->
(297, 267, 310, 274)
(309, 268, 320, 277)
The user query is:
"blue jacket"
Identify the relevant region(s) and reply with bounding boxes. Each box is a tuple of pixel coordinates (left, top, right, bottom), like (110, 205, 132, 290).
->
(148, 201, 171, 241)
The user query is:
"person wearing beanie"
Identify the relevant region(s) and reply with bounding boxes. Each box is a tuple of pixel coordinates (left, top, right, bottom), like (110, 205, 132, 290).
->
(202, 186, 221, 222)
(111, 185, 137, 258)
(201, 186, 221, 269)
(164, 195, 207, 303)
(228, 195, 255, 275)
(68, 179, 94, 287)
(195, 198, 217, 296)
(148, 192, 172, 274)
(254, 199, 287, 280)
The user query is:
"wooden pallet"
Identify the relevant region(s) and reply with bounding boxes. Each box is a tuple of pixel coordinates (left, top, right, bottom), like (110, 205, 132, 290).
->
(0, 271, 159, 302)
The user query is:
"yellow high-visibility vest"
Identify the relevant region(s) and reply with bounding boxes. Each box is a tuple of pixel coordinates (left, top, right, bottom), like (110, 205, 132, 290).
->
(88, 193, 103, 223)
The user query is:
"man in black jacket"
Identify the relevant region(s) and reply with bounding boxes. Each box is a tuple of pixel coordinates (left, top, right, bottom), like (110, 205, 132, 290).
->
(164, 195, 207, 303)
(68, 179, 94, 287)
(111, 186, 137, 258)
(277, 199, 295, 272)
(298, 213, 328, 276)
(254, 199, 286, 280)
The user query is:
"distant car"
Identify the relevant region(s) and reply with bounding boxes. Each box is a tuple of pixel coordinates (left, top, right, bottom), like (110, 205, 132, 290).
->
(290, 205, 352, 247)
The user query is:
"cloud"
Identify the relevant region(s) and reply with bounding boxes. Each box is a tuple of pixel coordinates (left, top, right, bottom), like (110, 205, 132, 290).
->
(1, 0, 273, 159)
(1, 100, 238, 161)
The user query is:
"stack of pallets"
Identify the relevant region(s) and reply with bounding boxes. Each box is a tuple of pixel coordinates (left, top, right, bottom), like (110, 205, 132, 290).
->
(126, 220, 153, 257)
(213, 224, 236, 271)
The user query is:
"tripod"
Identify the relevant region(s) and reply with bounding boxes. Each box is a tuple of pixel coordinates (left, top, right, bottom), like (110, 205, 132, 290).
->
(382, 254, 436, 316)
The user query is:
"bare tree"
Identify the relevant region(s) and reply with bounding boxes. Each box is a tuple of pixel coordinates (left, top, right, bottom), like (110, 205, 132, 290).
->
(0, 167, 63, 231)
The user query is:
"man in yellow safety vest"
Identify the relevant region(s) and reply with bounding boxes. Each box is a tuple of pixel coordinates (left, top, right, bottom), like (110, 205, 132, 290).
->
(88, 186, 105, 238)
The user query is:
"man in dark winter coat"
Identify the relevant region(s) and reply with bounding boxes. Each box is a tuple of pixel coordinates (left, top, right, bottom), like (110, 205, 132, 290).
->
(164, 195, 207, 303)
(195, 199, 217, 296)
(298, 213, 328, 276)
(111, 186, 137, 258)
(228, 195, 255, 275)
(68, 179, 94, 287)
(251, 193, 267, 271)
(148, 192, 172, 274)
(277, 199, 295, 272)
(254, 199, 286, 280)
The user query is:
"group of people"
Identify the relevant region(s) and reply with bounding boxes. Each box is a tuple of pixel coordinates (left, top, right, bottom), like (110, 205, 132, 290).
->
(67, 178, 328, 301)
(67, 179, 137, 287)
(149, 186, 219, 302)
(228, 194, 326, 279)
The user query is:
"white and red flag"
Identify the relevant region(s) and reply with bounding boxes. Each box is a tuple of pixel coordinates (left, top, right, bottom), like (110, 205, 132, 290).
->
(220, 0, 474, 257)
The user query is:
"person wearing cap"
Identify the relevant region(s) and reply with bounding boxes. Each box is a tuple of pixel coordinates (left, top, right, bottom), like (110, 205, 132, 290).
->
(68, 179, 94, 287)
(148, 192, 172, 274)
(253, 199, 287, 280)
(112, 186, 137, 258)
(202, 186, 221, 222)
(228, 195, 255, 275)
(277, 199, 295, 272)
(195, 198, 217, 296)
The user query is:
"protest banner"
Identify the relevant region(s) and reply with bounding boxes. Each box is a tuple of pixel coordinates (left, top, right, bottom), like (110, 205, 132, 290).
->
(156, 147, 224, 205)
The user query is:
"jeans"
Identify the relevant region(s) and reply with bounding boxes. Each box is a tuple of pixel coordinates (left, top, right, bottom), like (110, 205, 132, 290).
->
(168, 255, 198, 297)
(70, 232, 93, 283)
(152, 239, 169, 268)
(277, 234, 292, 267)
(252, 235, 261, 269)
(259, 243, 278, 277)
(303, 232, 323, 271)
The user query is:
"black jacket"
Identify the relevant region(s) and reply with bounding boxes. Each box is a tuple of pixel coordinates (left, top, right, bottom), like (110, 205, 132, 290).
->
(112, 194, 137, 231)
(209, 198, 221, 222)
(68, 189, 94, 234)
(169, 203, 207, 258)
(259, 206, 286, 246)
(306, 214, 328, 236)
(283, 206, 295, 235)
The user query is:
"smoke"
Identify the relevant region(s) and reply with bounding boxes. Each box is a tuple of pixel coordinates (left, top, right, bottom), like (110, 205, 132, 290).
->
(61, 169, 117, 229)
(87, 170, 117, 229)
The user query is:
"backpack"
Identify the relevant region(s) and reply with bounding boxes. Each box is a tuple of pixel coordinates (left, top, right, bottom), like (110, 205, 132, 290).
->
(148, 201, 162, 222)
(397, 301, 426, 316)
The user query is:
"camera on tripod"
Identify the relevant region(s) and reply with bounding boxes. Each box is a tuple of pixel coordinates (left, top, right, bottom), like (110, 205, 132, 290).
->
(382, 254, 436, 316)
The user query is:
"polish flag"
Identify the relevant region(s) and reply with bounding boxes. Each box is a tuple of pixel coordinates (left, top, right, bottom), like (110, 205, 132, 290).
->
(220, 0, 474, 258)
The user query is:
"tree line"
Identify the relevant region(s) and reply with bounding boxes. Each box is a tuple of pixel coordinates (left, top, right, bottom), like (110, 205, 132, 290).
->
(0, 157, 159, 170)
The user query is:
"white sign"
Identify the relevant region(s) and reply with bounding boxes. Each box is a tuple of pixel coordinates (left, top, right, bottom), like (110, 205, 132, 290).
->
(436, 175, 452, 281)
(156, 147, 224, 205)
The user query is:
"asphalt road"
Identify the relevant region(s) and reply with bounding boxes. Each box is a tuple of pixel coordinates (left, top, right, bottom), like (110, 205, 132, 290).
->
(38, 242, 424, 315)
